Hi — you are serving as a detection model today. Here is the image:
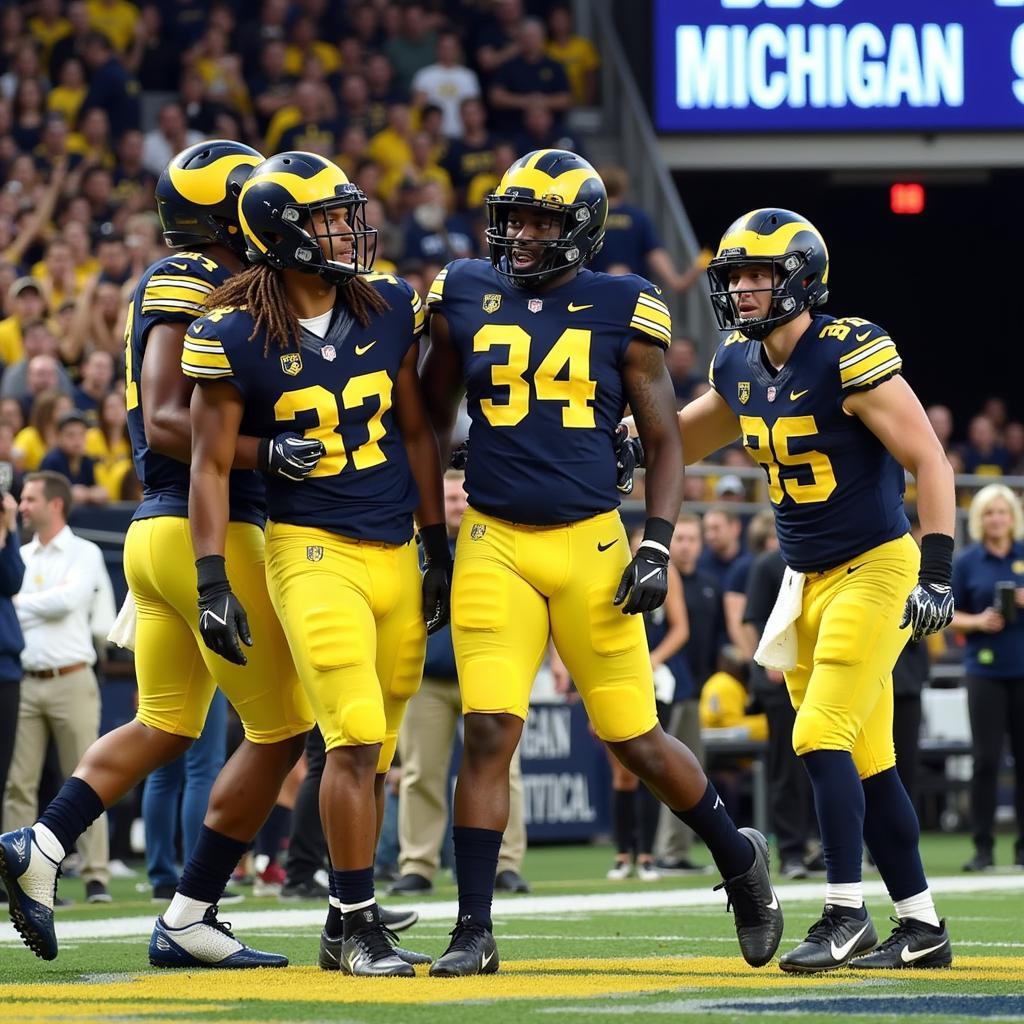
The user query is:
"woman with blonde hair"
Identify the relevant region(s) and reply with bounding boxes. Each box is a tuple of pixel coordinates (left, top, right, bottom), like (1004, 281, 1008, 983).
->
(86, 391, 132, 501)
(11, 390, 71, 471)
(950, 483, 1024, 872)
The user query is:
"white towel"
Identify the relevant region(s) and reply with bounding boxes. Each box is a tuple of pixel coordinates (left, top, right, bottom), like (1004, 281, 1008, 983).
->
(753, 566, 806, 672)
(652, 663, 676, 705)
(107, 591, 138, 652)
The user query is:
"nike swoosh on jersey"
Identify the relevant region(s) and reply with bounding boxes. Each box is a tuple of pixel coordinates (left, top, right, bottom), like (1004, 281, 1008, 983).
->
(831, 922, 871, 961)
(597, 540, 618, 552)
(900, 939, 948, 963)
(567, 303, 594, 312)
(846, 564, 865, 574)
(170, 262, 190, 271)
(790, 389, 809, 401)
(481, 949, 495, 969)
(856, 330, 872, 341)
(355, 341, 377, 355)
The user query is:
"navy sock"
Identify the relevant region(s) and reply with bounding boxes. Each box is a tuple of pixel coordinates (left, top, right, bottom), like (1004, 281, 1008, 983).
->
(332, 867, 376, 938)
(612, 789, 636, 856)
(801, 750, 865, 884)
(37, 777, 105, 855)
(673, 781, 754, 879)
(637, 784, 661, 857)
(177, 826, 248, 904)
(862, 767, 927, 902)
(454, 825, 502, 930)
(325, 868, 342, 939)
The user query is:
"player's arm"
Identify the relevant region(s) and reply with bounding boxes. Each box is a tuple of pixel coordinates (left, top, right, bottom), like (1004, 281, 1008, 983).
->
(613, 337, 684, 615)
(420, 310, 465, 466)
(844, 375, 956, 640)
(188, 380, 252, 665)
(395, 340, 451, 635)
(144, 322, 322, 479)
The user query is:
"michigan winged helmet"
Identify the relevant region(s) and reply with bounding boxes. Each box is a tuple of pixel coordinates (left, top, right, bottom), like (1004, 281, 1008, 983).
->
(707, 208, 829, 340)
(154, 139, 264, 256)
(485, 148, 608, 287)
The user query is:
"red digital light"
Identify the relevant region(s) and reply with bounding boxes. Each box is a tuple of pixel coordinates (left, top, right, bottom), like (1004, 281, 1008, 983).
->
(890, 183, 925, 215)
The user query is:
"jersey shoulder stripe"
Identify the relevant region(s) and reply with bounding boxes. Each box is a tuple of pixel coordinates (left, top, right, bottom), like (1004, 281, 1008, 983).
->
(826, 317, 902, 391)
(426, 262, 455, 308)
(628, 287, 671, 347)
(180, 307, 250, 380)
(365, 271, 425, 338)
(139, 254, 224, 321)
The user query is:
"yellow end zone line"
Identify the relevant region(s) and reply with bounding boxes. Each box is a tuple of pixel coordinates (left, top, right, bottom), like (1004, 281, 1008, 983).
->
(2, 956, 1022, 1008)
(4, 873, 1024, 947)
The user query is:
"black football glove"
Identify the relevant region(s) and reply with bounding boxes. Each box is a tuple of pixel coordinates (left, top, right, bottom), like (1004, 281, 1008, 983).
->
(449, 440, 469, 471)
(196, 555, 252, 665)
(613, 423, 645, 495)
(259, 431, 326, 482)
(613, 517, 673, 615)
(419, 523, 453, 635)
(900, 533, 955, 642)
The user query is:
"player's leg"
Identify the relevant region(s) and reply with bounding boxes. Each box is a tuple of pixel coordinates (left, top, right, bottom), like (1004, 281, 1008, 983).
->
(152, 521, 310, 970)
(266, 525, 413, 977)
(431, 509, 549, 977)
(0, 518, 206, 960)
(549, 510, 781, 968)
(781, 535, 923, 973)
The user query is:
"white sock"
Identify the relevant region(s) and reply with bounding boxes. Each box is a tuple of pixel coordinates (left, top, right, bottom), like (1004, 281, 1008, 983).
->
(340, 897, 376, 914)
(163, 893, 212, 929)
(31, 823, 65, 865)
(328, 895, 342, 909)
(893, 888, 940, 928)
(825, 882, 863, 910)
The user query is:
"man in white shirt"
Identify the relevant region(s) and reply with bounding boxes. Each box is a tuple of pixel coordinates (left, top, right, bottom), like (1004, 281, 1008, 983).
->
(411, 32, 481, 139)
(3, 471, 112, 903)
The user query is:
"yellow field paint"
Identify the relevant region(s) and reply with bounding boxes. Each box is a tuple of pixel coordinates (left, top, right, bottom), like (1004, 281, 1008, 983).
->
(1, 956, 1021, 1008)
(1, 1001, 226, 1020)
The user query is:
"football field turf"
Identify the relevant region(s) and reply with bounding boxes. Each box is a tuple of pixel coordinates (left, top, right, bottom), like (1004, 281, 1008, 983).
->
(2, 834, 1023, 1024)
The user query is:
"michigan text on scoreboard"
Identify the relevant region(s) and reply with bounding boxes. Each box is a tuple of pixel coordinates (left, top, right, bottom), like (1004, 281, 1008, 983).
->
(653, 0, 1024, 132)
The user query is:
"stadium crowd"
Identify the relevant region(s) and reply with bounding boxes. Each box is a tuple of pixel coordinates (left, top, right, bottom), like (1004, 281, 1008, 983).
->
(0, 0, 1020, 924)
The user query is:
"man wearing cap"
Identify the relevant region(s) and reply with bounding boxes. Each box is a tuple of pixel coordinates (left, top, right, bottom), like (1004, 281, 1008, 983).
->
(40, 412, 107, 507)
(3, 471, 113, 902)
(0, 280, 49, 369)
(698, 505, 745, 592)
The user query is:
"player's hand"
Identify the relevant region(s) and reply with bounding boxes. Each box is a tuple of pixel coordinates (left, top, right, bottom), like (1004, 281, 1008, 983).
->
(613, 542, 669, 615)
(899, 582, 954, 643)
(448, 440, 469, 471)
(613, 423, 645, 495)
(419, 524, 453, 635)
(259, 431, 326, 482)
(196, 555, 253, 665)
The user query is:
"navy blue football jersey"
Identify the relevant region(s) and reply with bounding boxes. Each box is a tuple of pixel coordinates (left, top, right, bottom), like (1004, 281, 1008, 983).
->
(126, 249, 265, 526)
(427, 259, 671, 525)
(181, 273, 424, 544)
(709, 314, 909, 573)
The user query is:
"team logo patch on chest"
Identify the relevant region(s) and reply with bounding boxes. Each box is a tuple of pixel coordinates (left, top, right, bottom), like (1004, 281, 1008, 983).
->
(306, 545, 324, 562)
(280, 353, 303, 376)
(738, 381, 750, 405)
(470, 524, 487, 541)
(482, 293, 502, 314)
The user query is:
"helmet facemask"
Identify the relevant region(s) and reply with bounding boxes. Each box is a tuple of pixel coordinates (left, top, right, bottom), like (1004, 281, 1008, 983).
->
(707, 248, 826, 341)
(279, 192, 378, 285)
(486, 195, 599, 289)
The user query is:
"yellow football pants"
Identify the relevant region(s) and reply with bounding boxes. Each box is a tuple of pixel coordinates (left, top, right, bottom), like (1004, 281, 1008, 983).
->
(125, 517, 313, 743)
(452, 506, 658, 743)
(264, 522, 426, 772)
(786, 533, 919, 778)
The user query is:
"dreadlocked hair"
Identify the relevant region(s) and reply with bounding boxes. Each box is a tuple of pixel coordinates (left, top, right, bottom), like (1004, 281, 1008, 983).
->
(204, 265, 391, 355)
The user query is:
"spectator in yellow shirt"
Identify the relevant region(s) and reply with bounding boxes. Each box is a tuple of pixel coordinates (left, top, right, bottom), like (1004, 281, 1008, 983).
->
(546, 6, 600, 106)
(699, 649, 768, 742)
(193, 25, 252, 117)
(283, 14, 341, 77)
(13, 388, 72, 473)
(0, 280, 48, 370)
(29, 0, 72, 66)
(86, 391, 131, 501)
(379, 131, 452, 204)
(47, 57, 88, 128)
(67, 106, 116, 168)
(86, 0, 138, 52)
(367, 103, 416, 173)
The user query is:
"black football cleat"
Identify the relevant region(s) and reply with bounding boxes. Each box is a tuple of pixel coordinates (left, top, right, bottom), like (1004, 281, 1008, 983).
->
(337, 921, 416, 977)
(429, 917, 499, 977)
(379, 905, 418, 932)
(849, 917, 952, 970)
(779, 905, 878, 973)
(713, 827, 783, 967)
(319, 926, 432, 970)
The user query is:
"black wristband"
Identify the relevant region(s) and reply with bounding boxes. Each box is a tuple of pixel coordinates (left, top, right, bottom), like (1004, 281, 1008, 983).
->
(918, 533, 954, 586)
(641, 516, 675, 553)
(419, 523, 451, 564)
(257, 437, 271, 471)
(196, 555, 230, 595)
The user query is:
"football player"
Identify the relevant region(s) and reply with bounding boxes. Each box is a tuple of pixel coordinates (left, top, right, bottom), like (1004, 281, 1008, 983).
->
(184, 152, 447, 977)
(0, 141, 324, 967)
(421, 150, 783, 977)
(621, 208, 955, 972)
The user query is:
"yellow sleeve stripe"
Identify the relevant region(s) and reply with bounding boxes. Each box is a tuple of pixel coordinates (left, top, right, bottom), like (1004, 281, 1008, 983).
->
(183, 338, 225, 355)
(839, 341, 899, 385)
(140, 302, 205, 317)
(411, 293, 425, 335)
(182, 362, 233, 379)
(151, 276, 213, 293)
(143, 284, 211, 306)
(426, 267, 448, 306)
(838, 336, 893, 369)
(634, 293, 671, 327)
(841, 354, 902, 389)
(181, 348, 232, 371)
(636, 291, 670, 314)
(629, 313, 672, 345)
